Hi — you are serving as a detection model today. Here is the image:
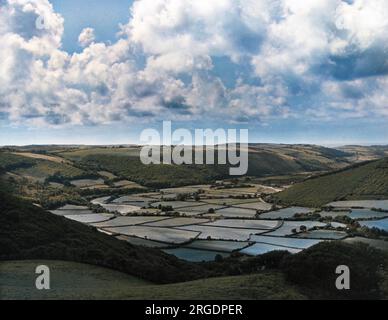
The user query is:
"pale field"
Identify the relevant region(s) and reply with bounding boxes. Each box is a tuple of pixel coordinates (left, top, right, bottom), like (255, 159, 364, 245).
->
(177, 204, 227, 214)
(327, 200, 388, 210)
(203, 219, 281, 230)
(240, 243, 302, 256)
(81, 184, 109, 190)
(176, 225, 267, 241)
(232, 201, 273, 211)
(259, 207, 314, 219)
(100, 203, 141, 214)
(50, 209, 94, 216)
(98, 171, 117, 179)
(11, 152, 71, 164)
(143, 217, 210, 227)
(249, 235, 323, 249)
(264, 221, 327, 237)
(202, 198, 261, 205)
(113, 180, 144, 188)
(103, 225, 200, 244)
(70, 178, 105, 188)
(215, 207, 257, 218)
(150, 201, 204, 209)
(111, 195, 155, 203)
(91, 196, 112, 205)
(65, 213, 114, 224)
(91, 216, 169, 228)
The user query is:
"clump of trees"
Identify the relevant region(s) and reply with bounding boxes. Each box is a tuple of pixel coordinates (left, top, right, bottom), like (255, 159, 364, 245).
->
(281, 241, 386, 299)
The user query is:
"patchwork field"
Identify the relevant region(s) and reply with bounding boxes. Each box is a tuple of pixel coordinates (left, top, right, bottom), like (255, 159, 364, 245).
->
(248, 235, 323, 249)
(103, 226, 200, 244)
(176, 225, 267, 241)
(215, 207, 257, 218)
(240, 243, 302, 255)
(264, 221, 327, 237)
(203, 219, 281, 230)
(327, 200, 388, 210)
(143, 217, 209, 227)
(65, 213, 114, 224)
(259, 207, 314, 219)
(92, 216, 169, 228)
(359, 218, 388, 232)
(100, 203, 142, 214)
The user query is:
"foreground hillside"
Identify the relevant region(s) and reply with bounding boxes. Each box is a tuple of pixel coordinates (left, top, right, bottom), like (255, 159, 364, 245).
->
(0, 260, 305, 300)
(274, 158, 388, 207)
(0, 184, 207, 284)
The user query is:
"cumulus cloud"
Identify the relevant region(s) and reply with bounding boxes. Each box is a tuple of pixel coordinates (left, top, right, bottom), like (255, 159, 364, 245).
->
(78, 27, 95, 47)
(1, 0, 388, 127)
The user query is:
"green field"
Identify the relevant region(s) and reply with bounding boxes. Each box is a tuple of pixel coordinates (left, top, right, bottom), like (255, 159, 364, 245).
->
(0, 260, 305, 300)
(274, 158, 388, 207)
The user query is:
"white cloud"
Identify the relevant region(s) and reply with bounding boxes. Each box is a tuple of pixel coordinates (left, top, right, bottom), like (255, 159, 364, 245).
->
(1, 0, 388, 127)
(78, 27, 95, 47)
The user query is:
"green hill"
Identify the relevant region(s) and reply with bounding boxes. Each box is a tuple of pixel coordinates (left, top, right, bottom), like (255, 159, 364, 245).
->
(274, 158, 388, 207)
(0, 260, 305, 300)
(53, 144, 352, 188)
(0, 184, 207, 284)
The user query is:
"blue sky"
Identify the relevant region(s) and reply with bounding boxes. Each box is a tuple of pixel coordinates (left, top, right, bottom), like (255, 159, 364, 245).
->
(50, 0, 133, 53)
(1, 0, 388, 146)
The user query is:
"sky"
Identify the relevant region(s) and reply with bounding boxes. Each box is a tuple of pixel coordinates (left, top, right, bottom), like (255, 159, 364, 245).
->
(1, 0, 388, 145)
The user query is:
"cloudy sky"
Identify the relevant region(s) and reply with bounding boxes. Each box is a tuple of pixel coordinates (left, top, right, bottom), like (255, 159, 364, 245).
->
(1, 0, 388, 145)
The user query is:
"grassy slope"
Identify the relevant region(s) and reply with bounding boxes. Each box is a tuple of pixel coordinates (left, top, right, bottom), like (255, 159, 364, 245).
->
(0, 185, 207, 284)
(274, 158, 388, 207)
(0, 152, 83, 181)
(0, 260, 305, 300)
(56, 145, 351, 188)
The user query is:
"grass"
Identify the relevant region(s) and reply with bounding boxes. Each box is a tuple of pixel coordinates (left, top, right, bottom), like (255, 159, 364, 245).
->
(0, 260, 151, 300)
(14, 161, 83, 181)
(0, 260, 306, 300)
(274, 158, 388, 207)
(0, 151, 84, 181)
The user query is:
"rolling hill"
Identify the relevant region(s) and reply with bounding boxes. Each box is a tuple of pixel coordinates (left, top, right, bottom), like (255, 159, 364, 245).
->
(274, 158, 388, 207)
(48, 144, 353, 188)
